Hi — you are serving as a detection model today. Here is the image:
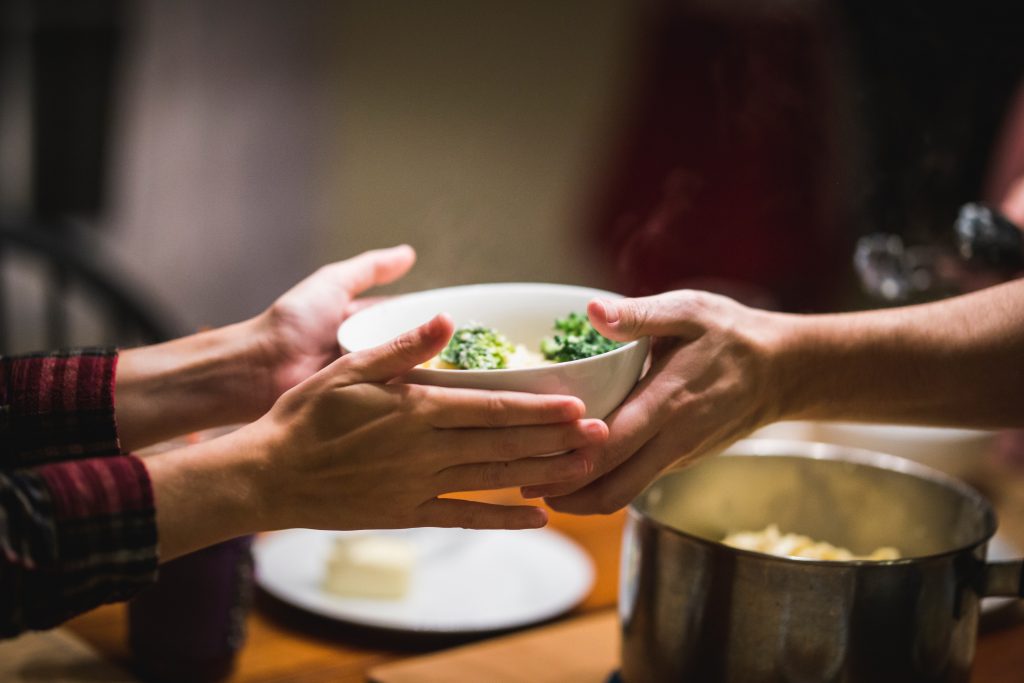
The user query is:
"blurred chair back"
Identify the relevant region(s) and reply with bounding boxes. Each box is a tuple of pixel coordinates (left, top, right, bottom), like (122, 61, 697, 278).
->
(0, 222, 180, 354)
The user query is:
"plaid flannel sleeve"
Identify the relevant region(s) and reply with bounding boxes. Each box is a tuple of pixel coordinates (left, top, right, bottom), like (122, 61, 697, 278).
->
(0, 350, 158, 637)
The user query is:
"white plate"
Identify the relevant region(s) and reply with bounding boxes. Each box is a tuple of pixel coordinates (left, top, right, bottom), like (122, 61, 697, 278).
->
(254, 527, 595, 633)
(984, 533, 1022, 614)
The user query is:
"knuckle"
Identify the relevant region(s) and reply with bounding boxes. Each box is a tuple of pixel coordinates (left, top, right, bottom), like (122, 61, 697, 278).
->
(633, 302, 651, 333)
(389, 330, 419, 359)
(675, 289, 711, 318)
(618, 299, 644, 332)
(552, 457, 579, 480)
(484, 394, 511, 428)
(400, 385, 430, 419)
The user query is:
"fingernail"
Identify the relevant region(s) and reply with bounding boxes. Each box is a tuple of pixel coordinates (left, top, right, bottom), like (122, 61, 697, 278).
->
(527, 508, 548, 527)
(428, 313, 452, 336)
(564, 398, 586, 419)
(584, 420, 607, 439)
(599, 299, 619, 324)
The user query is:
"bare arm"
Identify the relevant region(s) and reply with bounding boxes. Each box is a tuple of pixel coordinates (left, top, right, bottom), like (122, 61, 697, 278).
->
(114, 321, 269, 450)
(146, 314, 607, 561)
(535, 279, 1024, 514)
(777, 278, 1024, 427)
(115, 246, 417, 451)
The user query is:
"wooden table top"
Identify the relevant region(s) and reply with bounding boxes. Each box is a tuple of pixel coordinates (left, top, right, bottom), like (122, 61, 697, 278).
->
(66, 458, 1024, 683)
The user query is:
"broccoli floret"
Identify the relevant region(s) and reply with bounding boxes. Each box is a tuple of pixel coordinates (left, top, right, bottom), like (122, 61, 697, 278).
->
(540, 312, 623, 362)
(440, 324, 515, 369)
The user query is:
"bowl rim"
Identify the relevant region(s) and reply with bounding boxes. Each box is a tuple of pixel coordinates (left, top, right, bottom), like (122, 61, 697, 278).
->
(337, 282, 649, 374)
(628, 438, 998, 567)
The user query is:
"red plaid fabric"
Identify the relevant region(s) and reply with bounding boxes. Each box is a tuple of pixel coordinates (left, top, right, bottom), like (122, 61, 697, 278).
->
(0, 349, 157, 637)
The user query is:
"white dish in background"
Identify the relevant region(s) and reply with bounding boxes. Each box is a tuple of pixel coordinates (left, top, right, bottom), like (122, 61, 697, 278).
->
(748, 421, 819, 442)
(813, 422, 997, 481)
(337, 283, 649, 420)
(254, 527, 594, 633)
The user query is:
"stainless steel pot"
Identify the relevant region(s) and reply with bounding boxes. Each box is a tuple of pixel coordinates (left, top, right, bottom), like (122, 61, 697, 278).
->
(619, 439, 1024, 683)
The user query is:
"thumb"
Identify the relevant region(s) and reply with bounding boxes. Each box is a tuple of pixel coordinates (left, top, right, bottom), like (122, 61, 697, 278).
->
(587, 293, 707, 341)
(331, 244, 417, 299)
(340, 313, 454, 383)
(270, 246, 416, 326)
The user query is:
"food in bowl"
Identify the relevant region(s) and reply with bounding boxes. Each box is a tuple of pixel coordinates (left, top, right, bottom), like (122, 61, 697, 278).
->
(539, 312, 624, 363)
(336, 283, 650, 419)
(722, 524, 900, 561)
(422, 312, 624, 370)
(421, 324, 546, 370)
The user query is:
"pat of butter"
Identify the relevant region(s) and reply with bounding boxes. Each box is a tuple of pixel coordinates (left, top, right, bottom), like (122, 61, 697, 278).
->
(322, 535, 414, 599)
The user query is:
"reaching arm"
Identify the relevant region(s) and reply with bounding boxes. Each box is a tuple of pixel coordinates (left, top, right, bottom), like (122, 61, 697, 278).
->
(1, 316, 606, 636)
(145, 314, 607, 561)
(114, 246, 418, 451)
(534, 279, 1024, 514)
(776, 278, 1024, 427)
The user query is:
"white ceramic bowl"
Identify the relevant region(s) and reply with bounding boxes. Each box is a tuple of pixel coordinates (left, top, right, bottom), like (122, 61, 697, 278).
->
(337, 283, 650, 419)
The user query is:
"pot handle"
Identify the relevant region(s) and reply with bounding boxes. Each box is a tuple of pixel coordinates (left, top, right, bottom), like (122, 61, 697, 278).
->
(982, 560, 1024, 598)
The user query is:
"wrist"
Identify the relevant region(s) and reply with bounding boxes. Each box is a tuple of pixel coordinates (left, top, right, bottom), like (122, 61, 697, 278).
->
(116, 319, 275, 450)
(762, 311, 859, 423)
(224, 314, 283, 421)
(144, 431, 265, 561)
(752, 309, 820, 424)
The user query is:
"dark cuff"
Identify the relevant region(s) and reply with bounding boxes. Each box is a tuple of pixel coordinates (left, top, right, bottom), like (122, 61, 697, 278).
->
(0, 349, 121, 466)
(0, 455, 158, 635)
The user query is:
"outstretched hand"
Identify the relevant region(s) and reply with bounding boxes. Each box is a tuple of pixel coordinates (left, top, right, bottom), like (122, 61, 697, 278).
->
(244, 312, 609, 532)
(252, 245, 417, 411)
(150, 312, 609, 558)
(523, 291, 779, 514)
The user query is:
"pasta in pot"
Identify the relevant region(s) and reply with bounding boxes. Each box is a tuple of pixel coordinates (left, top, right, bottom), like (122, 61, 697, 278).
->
(722, 524, 900, 561)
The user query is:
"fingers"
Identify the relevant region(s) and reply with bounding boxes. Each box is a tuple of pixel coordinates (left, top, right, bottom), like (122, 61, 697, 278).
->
(437, 419, 608, 466)
(329, 245, 416, 299)
(425, 388, 585, 428)
(518, 351, 678, 498)
(587, 292, 710, 342)
(544, 432, 706, 515)
(521, 379, 664, 499)
(436, 450, 592, 493)
(416, 498, 547, 529)
(339, 313, 454, 383)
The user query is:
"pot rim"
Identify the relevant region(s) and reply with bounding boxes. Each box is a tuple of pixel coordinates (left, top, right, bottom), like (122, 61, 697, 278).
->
(627, 438, 999, 567)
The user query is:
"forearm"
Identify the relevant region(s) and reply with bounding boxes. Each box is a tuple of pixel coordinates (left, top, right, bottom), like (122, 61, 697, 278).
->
(142, 427, 267, 562)
(775, 279, 1024, 428)
(115, 318, 275, 451)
